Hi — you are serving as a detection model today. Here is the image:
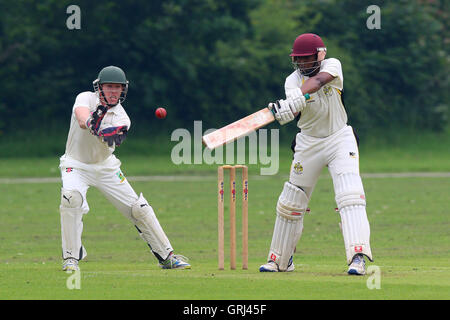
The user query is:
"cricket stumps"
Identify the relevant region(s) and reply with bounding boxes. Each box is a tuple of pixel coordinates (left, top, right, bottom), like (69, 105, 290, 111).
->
(218, 165, 248, 270)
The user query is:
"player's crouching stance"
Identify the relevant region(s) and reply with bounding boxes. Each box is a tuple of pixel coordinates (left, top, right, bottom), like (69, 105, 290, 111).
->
(59, 66, 190, 271)
(259, 34, 373, 275)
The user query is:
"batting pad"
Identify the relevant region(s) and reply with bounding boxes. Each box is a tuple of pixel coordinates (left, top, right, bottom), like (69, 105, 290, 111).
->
(268, 182, 309, 270)
(333, 173, 373, 264)
(60, 189, 87, 260)
(131, 193, 173, 261)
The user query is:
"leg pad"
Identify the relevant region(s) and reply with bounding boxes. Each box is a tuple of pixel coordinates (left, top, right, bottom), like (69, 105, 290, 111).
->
(131, 193, 173, 260)
(268, 182, 309, 270)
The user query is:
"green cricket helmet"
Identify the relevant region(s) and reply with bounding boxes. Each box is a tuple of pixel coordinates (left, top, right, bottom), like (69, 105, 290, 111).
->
(93, 66, 129, 107)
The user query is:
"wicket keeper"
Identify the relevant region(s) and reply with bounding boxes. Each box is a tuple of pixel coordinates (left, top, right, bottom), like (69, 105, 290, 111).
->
(59, 66, 191, 271)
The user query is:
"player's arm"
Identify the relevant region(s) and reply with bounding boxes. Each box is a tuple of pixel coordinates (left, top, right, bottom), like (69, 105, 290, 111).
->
(78, 105, 108, 136)
(270, 72, 332, 126)
(300, 72, 335, 95)
(74, 107, 91, 129)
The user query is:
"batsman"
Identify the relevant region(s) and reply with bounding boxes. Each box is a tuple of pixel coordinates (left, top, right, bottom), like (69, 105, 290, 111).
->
(59, 66, 190, 271)
(260, 33, 373, 275)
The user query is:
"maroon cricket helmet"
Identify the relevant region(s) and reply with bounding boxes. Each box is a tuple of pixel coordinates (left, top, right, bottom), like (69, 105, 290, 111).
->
(290, 33, 326, 57)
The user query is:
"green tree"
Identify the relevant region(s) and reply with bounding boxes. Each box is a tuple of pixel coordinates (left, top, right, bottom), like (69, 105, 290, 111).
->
(0, 0, 447, 156)
(299, 0, 448, 132)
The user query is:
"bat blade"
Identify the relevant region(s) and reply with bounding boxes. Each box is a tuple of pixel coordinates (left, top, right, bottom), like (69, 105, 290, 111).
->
(202, 107, 275, 150)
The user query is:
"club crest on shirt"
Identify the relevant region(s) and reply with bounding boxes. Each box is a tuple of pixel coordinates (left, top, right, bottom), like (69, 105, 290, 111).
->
(323, 85, 333, 97)
(293, 162, 303, 175)
(116, 170, 125, 183)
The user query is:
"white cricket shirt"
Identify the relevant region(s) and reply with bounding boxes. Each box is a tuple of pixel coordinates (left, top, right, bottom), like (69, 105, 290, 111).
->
(285, 58, 346, 138)
(61, 91, 131, 166)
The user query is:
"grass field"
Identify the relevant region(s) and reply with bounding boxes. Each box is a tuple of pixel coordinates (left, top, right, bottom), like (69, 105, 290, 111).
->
(0, 130, 449, 302)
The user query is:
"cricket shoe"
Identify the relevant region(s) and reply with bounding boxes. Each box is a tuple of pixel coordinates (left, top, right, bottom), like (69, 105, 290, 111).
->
(62, 258, 79, 272)
(159, 253, 191, 270)
(347, 254, 366, 275)
(259, 256, 294, 272)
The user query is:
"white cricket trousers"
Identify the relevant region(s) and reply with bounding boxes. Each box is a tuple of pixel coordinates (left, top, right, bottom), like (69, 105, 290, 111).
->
(59, 155, 138, 260)
(288, 125, 373, 263)
(289, 125, 361, 195)
(61, 159, 138, 217)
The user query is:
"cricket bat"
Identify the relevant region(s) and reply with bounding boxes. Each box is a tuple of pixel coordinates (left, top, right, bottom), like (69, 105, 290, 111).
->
(202, 94, 310, 150)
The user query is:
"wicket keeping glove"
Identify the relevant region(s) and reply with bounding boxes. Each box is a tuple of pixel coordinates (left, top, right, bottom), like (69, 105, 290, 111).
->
(99, 126, 128, 147)
(86, 105, 108, 136)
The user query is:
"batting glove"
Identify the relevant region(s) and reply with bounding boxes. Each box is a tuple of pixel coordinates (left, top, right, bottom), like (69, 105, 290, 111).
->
(268, 99, 295, 125)
(287, 88, 307, 114)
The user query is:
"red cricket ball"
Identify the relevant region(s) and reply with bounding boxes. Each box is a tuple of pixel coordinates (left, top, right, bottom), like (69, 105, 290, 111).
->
(155, 107, 167, 119)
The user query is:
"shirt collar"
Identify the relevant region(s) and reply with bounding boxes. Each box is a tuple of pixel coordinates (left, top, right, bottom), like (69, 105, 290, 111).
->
(107, 104, 122, 114)
(95, 97, 122, 114)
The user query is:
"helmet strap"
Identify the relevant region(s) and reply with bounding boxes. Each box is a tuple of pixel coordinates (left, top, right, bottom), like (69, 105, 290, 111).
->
(95, 87, 111, 108)
(98, 84, 125, 108)
(295, 54, 321, 77)
(93, 79, 128, 108)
